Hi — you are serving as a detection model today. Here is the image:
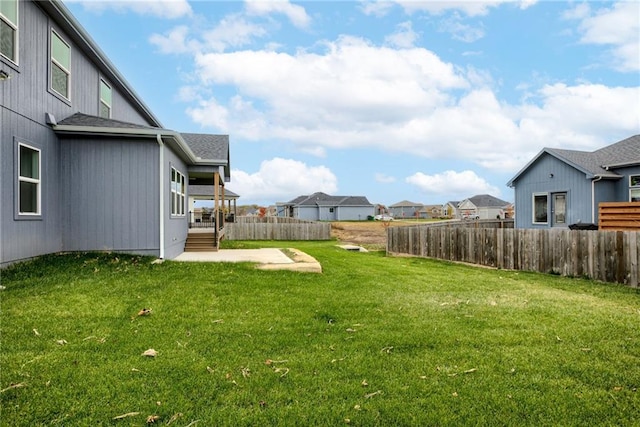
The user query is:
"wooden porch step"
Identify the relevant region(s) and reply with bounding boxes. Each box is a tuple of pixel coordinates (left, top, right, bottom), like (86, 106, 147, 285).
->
(184, 233, 217, 252)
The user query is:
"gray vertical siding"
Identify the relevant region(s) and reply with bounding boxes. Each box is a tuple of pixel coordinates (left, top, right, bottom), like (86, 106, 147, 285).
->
(60, 137, 160, 254)
(336, 206, 374, 220)
(5, 1, 152, 130)
(1, 113, 63, 266)
(164, 147, 188, 259)
(512, 154, 593, 228)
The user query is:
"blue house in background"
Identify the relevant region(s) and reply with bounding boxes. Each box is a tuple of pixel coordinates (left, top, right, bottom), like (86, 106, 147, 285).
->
(1, 0, 230, 267)
(277, 192, 375, 221)
(507, 135, 640, 229)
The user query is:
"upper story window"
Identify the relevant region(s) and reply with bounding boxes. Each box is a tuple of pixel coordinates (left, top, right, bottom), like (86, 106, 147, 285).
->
(0, 0, 18, 63)
(51, 30, 70, 99)
(18, 143, 41, 215)
(99, 78, 112, 118)
(630, 175, 640, 202)
(171, 167, 185, 216)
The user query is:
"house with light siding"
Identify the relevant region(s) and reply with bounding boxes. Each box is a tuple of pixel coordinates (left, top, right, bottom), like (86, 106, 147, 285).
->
(388, 200, 423, 219)
(1, 0, 230, 266)
(277, 192, 374, 221)
(458, 194, 510, 220)
(507, 135, 640, 228)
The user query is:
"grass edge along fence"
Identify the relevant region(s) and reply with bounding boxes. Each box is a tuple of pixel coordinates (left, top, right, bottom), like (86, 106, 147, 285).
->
(387, 225, 639, 288)
(226, 216, 331, 240)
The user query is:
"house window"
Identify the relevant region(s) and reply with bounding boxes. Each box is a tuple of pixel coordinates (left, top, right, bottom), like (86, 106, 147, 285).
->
(99, 78, 112, 118)
(631, 175, 640, 202)
(0, 0, 17, 63)
(51, 30, 71, 99)
(18, 143, 41, 215)
(171, 167, 185, 216)
(533, 193, 548, 224)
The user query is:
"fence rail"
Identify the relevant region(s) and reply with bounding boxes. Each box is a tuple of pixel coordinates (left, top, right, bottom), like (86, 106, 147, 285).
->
(387, 225, 639, 287)
(599, 202, 640, 231)
(226, 217, 331, 240)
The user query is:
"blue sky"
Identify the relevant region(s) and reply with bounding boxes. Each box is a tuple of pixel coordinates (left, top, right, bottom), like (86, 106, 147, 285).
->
(63, 0, 640, 206)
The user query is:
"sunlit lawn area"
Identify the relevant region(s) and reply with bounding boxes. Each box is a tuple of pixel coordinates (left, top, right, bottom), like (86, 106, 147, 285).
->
(1, 240, 639, 426)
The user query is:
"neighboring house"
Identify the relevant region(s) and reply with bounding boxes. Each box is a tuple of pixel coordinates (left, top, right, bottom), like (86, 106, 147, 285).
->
(507, 135, 640, 228)
(388, 200, 423, 219)
(443, 201, 461, 219)
(419, 204, 443, 219)
(458, 194, 511, 220)
(277, 192, 374, 221)
(1, 0, 230, 267)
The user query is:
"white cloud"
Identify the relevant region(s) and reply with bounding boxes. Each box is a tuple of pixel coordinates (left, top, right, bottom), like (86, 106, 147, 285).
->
(184, 32, 639, 173)
(406, 170, 501, 199)
(384, 21, 419, 48)
(438, 15, 485, 43)
(202, 15, 268, 52)
(231, 158, 338, 203)
(568, 1, 640, 72)
(244, 0, 311, 29)
(149, 26, 200, 54)
(395, 0, 513, 17)
(360, 0, 395, 17)
(70, 0, 192, 19)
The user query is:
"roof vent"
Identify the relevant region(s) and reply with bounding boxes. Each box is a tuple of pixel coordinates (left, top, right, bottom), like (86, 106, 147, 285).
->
(45, 113, 57, 126)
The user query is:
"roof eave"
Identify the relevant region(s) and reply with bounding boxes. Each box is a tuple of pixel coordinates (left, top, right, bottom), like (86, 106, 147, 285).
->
(52, 124, 201, 164)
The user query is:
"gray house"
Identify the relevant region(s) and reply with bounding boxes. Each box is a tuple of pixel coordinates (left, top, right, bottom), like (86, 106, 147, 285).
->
(1, 0, 230, 267)
(458, 194, 511, 220)
(388, 200, 423, 219)
(277, 192, 374, 221)
(507, 135, 640, 229)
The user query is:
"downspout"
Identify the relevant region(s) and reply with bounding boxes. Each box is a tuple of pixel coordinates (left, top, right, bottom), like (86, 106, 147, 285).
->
(591, 175, 603, 224)
(157, 134, 165, 259)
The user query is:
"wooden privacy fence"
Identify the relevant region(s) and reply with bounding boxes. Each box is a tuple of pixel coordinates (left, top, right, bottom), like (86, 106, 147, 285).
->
(226, 217, 331, 241)
(387, 226, 639, 288)
(599, 202, 640, 231)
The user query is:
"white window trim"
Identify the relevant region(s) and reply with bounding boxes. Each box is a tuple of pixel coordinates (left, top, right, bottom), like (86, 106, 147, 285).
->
(18, 142, 41, 216)
(171, 167, 186, 217)
(0, 0, 18, 64)
(99, 78, 112, 118)
(630, 175, 640, 202)
(532, 192, 548, 225)
(50, 29, 71, 100)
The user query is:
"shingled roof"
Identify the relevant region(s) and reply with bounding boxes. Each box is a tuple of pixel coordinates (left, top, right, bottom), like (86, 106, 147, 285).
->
(508, 135, 640, 186)
(57, 112, 157, 130)
(284, 192, 373, 207)
(466, 194, 510, 208)
(55, 113, 229, 167)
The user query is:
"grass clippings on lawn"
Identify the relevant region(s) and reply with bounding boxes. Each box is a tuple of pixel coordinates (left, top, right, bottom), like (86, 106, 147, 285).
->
(1, 241, 639, 426)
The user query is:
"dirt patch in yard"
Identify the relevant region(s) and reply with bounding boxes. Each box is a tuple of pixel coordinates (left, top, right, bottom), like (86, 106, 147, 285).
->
(330, 221, 416, 249)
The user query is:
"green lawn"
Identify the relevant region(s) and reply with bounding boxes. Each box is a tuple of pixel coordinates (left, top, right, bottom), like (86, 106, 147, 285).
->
(1, 241, 639, 426)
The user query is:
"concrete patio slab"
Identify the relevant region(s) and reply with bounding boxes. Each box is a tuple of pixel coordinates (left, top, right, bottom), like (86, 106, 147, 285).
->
(173, 248, 322, 273)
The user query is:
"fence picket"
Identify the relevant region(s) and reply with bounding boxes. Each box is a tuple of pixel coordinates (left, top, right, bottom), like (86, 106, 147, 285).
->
(387, 224, 639, 288)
